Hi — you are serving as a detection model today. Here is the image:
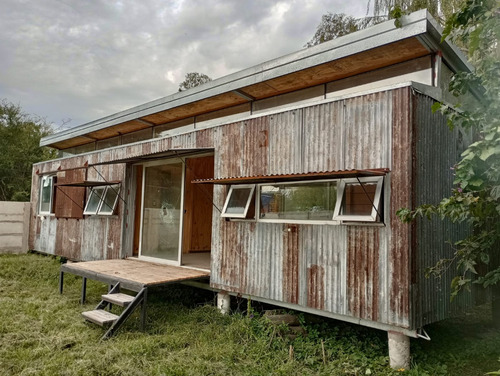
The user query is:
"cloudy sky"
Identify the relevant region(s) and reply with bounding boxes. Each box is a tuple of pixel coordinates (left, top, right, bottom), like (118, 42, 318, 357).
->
(0, 0, 367, 130)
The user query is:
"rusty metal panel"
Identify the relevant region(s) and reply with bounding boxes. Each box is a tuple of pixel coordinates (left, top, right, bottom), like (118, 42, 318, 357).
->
(196, 128, 214, 149)
(301, 225, 348, 314)
(389, 86, 412, 328)
(283, 224, 300, 304)
(214, 122, 245, 179)
(413, 91, 473, 327)
(241, 222, 284, 301)
(344, 91, 392, 169)
(171, 132, 196, 149)
(55, 219, 83, 259)
(35, 217, 57, 255)
(347, 226, 381, 322)
(241, 117, 270, 177)
(268, 109, 303, 174)
(303, 101, 345, 172)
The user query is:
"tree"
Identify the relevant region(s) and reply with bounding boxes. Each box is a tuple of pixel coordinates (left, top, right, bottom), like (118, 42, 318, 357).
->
(0, 100, 57, 201)
(370, 0, 464, 24)
(397, 0, 500, 303)
(305, 0, 465, 48)
(178, 72, 212, 92)
(305, 13, 382, 47)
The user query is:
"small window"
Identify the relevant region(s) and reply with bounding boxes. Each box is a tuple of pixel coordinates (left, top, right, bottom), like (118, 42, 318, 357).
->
(333, 177, 383, 222)
(39, 175, 56, 214)
(259, 181, 337, 221)
(221, 185, 255, 218)
(84, 185, 120, 215)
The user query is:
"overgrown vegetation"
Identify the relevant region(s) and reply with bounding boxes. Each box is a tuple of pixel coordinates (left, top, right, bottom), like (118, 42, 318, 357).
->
(0, 100, 57, 201)
(0, 253, 498, 375)
(397, 0, 500, 296)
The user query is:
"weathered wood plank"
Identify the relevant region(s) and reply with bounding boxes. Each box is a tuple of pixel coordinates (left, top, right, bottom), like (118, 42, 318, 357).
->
(82, 309, 118, 326)
(102, 292, 135, 307)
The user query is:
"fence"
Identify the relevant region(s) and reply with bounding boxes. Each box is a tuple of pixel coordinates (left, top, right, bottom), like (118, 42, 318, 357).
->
(0, 201, 30, 254)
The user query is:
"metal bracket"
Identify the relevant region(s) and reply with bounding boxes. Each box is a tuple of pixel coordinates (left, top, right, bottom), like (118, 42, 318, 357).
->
(417, 327, 431, 341)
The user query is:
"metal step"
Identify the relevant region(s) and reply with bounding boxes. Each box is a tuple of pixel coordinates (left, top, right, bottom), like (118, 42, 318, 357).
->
(101, 292, 135, 307)
(82, 309, 119, 326)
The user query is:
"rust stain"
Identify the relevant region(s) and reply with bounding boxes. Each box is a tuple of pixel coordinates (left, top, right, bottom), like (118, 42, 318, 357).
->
(242, 117, 269, 177)
(196, 128, 214, 148)
(283, 224, 299, 304)
(347, 226, 380, 321)
(307, 264, 325, 310)
(390, 87, 412, 322)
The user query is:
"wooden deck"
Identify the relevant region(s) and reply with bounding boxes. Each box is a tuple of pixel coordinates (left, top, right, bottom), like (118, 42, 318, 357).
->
(60, 258, 210, 292)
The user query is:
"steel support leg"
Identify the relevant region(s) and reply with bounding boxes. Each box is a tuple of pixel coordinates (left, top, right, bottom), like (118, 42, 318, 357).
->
(140, 287, 148, 331)
(81, 277, 87, 305)
(59, 271, 64, 294)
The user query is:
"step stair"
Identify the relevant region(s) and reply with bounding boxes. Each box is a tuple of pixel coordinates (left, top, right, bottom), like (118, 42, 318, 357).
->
(80, 282, 148, 340)
(82, 309, 119, 326)
(102, 292, 135, 307)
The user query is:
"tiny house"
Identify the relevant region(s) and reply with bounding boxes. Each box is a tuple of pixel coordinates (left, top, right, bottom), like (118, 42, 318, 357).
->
(30, 10, 475, 367)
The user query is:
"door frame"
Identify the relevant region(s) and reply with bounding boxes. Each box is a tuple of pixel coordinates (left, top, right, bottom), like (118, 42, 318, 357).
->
(137, 158, 186, 266)
(135, 152, 214, 266)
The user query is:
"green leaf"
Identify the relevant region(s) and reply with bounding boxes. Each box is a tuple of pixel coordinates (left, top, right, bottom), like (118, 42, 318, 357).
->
(431, 102, 442, 113)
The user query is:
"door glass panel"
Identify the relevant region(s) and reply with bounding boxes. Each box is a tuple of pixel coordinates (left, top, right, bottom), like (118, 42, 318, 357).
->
(141, 162, 183, 262)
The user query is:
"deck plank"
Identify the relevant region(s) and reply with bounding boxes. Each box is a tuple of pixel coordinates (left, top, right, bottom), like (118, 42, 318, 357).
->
(61, 259, 210, 289)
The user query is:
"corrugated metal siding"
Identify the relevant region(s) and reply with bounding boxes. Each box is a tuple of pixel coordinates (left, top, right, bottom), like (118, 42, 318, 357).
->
(31, 161, 126, 261)
(388, 87, 413, 328)
(211, 89, 414, 328)
(268, 110, 303, 174)
(303, 102, 344, 171)
(30, 87, 441, 331)
(344, 92, 392, 169)
(347, 226, 380, 322)
(413, 92, 473, 327)
(301, 225, 348, 315)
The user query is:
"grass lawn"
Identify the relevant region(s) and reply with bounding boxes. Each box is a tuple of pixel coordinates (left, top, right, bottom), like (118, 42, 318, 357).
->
(0, 253, 499, 376)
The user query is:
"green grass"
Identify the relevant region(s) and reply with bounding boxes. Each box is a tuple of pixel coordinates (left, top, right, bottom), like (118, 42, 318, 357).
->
(0, 253, 499, 375)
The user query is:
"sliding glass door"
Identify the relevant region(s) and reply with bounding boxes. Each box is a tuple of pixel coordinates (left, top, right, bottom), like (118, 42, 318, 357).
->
(140, 161, 184, 264)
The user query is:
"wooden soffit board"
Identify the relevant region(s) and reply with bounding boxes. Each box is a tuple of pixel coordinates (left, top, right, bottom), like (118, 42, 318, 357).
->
(241, 37, 430, 98)
(86, 119, 153, 140)
(139, 91, 249, 125)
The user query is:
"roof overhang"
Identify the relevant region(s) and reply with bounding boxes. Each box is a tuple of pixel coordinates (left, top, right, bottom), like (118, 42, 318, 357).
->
(41, 10, 472, 150)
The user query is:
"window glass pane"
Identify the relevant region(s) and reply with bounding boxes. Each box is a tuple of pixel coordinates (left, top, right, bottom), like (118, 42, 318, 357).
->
(260, 181, 337, 220)
(141, 162, 183, 262)
(99, 185, 120, 214)
(225, 187, 253, 214)
(85, 187, 106, 214)
(342, 182, 377, 216)
(40, 176, 53, 213)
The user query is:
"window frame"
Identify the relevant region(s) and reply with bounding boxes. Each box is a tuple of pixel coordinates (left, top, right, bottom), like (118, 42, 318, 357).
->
(221, 184, 256, 219)
(332, 176, 384, 222)
(83, 184, 121, 216)
(257, 179, 339, 225)
(39, 175, 56, 215)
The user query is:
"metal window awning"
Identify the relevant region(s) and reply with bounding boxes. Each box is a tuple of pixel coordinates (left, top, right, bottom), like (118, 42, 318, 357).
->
(56, 180, 121, 188)
(193, 168, 390, 185)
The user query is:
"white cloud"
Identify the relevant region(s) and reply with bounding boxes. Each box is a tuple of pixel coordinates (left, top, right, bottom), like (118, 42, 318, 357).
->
(0, 0, 367, 129)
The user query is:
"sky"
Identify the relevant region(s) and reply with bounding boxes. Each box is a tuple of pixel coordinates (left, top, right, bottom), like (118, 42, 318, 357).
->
(0, 0, 367, 131)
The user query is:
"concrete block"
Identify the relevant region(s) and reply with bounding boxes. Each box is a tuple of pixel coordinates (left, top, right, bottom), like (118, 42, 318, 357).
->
(217, 292, 231, 314)
(388, 331, 410, 370)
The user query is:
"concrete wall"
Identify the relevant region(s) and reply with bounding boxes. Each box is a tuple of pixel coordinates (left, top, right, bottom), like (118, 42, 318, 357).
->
(0, 201, 30, 254)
